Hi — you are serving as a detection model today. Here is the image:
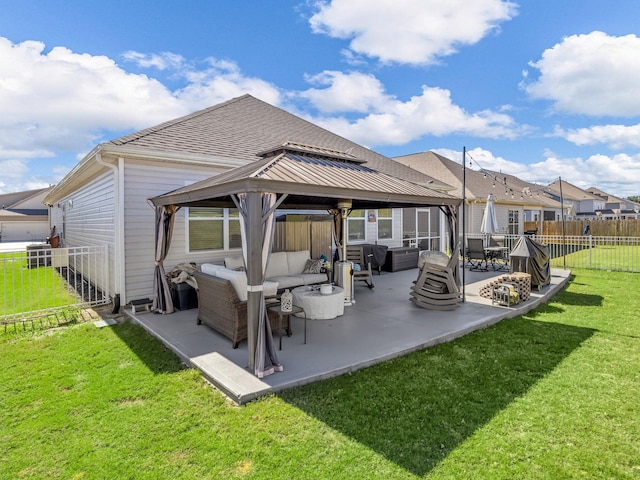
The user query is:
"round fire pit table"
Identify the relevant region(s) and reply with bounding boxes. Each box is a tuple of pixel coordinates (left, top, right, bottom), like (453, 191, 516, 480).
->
(291, 285, 345, 320)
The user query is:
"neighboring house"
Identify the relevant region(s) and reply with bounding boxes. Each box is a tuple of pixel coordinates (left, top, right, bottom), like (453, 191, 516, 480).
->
(0, 187, 51, 243)
(545, 179, 606, 218)
(43, 95, 454, 307)
(585, 187, 640, 219)
(394, 151, 564, 236)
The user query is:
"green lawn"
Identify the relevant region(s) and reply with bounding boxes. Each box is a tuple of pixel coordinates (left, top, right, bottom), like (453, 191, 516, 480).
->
(550, 243, 640, 271)
(1, 269, 638, 479)
(0, 253, 77, 317)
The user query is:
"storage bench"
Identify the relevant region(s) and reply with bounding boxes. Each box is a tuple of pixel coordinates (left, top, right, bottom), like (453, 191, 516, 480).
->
(383, 247, 419, 272)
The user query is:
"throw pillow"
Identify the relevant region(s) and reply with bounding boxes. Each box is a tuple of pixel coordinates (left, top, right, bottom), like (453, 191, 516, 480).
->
(303, 259, 323, 274)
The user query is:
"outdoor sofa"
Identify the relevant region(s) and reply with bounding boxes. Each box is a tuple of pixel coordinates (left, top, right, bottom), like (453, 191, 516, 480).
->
(224, 249, 328, 290)
(193, 269, 289, 348)
(192, 250, 327, 348)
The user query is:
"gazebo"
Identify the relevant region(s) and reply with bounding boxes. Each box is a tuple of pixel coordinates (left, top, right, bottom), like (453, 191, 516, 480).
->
(150, 143, 461, 377)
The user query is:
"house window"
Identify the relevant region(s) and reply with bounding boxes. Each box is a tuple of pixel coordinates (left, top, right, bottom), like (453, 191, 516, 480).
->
(187, 207, 241, 252)
(507, 210, 520, 235)
(347, 209, 366, 241)
(377, 208, 393, 240)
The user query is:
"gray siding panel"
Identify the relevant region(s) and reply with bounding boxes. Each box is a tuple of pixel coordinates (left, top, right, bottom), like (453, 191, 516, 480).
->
(123, 161, 229, 302)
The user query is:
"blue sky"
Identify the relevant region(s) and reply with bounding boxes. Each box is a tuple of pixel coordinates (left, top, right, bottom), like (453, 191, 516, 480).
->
(1, 0, 640, 197)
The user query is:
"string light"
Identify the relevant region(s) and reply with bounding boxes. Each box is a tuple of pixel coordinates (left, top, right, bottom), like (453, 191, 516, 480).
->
(464, 150, 559, 204)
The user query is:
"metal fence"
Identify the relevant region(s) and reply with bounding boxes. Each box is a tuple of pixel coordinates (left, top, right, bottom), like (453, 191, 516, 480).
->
(467, 234, 640, 273)
(1, 245, 110, 327)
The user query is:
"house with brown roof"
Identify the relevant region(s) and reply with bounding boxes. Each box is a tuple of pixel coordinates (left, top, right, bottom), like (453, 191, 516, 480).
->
(0, 187, 51, 243)
(394, 151, 565, 236)
(584, 186, 640, 219)
(545, 179, 607, 219)
(43, 95, 456, 307)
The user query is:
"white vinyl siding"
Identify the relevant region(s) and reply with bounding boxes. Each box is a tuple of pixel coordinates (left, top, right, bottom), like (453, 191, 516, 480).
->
(122, 160, 231, 302)
(55, 171, 115, 296)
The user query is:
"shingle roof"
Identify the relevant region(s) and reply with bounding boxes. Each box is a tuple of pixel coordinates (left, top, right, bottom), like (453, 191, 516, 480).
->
(394, 151, 561, 208)
(547, 179, 602, 201)
(0, 187, 49, 209)
(108, 94, 447, 188)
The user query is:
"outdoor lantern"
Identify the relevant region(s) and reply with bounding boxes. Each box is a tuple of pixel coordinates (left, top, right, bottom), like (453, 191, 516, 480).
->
(281, 289, 293, 312)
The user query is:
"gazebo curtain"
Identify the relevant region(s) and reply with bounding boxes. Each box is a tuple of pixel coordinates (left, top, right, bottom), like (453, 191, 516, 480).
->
(152, 205, 179, 314)
(235, 192, 283, 378)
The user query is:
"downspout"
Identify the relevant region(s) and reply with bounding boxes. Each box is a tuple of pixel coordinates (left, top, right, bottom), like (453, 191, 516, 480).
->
(96, 152, 125, 313)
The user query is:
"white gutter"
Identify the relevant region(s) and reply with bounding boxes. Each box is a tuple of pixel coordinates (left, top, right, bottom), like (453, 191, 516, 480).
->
(95, 153, 125, 308)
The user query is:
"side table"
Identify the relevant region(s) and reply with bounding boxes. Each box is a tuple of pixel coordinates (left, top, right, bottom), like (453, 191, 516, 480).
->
(267, 303, 305, 349)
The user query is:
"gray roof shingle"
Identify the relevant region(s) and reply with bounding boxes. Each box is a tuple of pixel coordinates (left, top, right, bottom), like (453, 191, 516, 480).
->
(108, 94, 448, 188)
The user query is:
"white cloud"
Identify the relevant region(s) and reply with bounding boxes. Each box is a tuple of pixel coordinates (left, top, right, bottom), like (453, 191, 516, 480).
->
(0, 37, 283, 170)
(174, 57, 281, 110)
(0, 37, 189, 157)
(524, 31, 640, 116)
(297, 73, 520, 145)
(298, 71, 391, 113)
(555, 123, 640, 149)
(435, 147, 528, 176)
(309, 0, 517, 65)
(522, 152, 640, 198)
(122, 51, 185, 70)
(433, 148, 640, 198)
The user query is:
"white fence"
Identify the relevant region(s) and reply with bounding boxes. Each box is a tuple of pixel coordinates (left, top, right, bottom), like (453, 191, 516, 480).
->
(1, 245, 109, 326)
(467, 234, 640, 273)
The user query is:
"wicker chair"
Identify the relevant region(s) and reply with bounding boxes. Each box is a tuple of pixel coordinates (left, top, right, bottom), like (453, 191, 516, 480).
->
(193, 271, 290, 348)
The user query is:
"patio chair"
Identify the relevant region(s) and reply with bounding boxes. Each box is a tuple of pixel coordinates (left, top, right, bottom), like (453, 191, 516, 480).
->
(410, 248, 461, 310)
(345, 245, 374, 288)
(466, 238, 489, 271)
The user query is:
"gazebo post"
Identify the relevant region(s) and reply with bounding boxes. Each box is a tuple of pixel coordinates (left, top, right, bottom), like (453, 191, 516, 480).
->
(245, 191, 263, 370)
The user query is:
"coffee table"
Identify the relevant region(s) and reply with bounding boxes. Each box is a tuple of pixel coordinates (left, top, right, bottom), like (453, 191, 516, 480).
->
(291, 285, 345, 320)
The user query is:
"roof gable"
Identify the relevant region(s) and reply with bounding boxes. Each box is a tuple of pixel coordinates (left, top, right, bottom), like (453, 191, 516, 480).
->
(107, 94, 440, 186)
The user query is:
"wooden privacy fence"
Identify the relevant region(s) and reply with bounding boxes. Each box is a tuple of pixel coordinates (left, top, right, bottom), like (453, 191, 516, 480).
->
(525, 219, 640, 237)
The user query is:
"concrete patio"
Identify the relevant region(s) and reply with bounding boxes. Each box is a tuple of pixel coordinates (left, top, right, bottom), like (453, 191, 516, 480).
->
(125, 266, 571, 404)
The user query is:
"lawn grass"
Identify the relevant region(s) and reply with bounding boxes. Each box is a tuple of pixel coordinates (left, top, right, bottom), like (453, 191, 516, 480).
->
(550, 243, 640, 271)
(1, 269, 638, 479)
(0, 253, 77, 316)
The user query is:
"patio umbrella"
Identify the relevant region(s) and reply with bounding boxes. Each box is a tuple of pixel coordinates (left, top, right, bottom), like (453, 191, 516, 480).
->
(480, 194, 499, 240)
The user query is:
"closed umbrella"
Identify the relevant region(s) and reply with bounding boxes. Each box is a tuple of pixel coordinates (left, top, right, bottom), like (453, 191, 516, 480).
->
(480, 194, 499, 240)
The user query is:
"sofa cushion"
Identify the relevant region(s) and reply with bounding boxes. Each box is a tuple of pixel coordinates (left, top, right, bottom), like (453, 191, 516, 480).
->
(303, 258, 324, 274)
(301, 273, 329, 285)
(201, 263, 225, 276)
(269, 275, 305, 290)
(215, 268, 248, 301)
(224, 256, 245, 270)
(263, 281, 279, 298)
(287, 250, 311, 275)
(266, 251, 289, 278)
